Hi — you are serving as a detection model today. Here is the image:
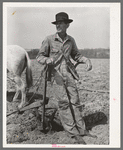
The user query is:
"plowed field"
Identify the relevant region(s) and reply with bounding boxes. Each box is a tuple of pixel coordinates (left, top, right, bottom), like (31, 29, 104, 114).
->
(6, 59, 109, 145)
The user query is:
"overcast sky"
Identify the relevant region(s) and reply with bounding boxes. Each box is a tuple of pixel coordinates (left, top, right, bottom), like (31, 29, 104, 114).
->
(7, 6, 110, 49)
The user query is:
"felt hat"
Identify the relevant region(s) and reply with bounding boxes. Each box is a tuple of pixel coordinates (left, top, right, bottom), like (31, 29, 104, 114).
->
(52, 12, 73, 25)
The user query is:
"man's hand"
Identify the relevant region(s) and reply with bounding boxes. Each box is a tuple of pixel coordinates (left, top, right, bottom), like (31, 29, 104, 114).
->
(46, 58, 54, 65)
(85, 58, 92, 71)
(79, 56, 92, 71)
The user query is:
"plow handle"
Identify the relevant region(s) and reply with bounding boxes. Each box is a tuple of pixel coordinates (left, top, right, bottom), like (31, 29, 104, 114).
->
(42, 64, 48, 131)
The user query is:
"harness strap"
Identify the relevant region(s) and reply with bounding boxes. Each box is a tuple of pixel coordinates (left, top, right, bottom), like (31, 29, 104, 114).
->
(7, 76, 17, 84)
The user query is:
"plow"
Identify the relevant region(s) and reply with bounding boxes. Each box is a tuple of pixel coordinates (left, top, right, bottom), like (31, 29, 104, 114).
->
(6, 98, 49, 117)
(7, 64, 52, 132)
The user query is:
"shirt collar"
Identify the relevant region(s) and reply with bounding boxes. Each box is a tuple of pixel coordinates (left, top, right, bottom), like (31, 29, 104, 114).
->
(54, 33, 70, 42)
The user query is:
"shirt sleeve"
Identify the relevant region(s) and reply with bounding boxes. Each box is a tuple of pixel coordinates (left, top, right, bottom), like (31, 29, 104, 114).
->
(70, 38, 83, 62)
(71, 38, 88, 63)
(36, 37, 50, 64)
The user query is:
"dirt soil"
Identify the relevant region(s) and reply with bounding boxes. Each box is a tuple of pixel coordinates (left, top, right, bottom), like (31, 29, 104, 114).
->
(6, 59, 109, 145)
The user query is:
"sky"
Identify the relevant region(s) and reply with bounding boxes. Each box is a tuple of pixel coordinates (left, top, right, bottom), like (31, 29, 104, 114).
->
(7, 4, 110, 49)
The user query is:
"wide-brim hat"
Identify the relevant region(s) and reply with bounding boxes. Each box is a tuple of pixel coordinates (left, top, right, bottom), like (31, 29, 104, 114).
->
(52, 12, 73, 25)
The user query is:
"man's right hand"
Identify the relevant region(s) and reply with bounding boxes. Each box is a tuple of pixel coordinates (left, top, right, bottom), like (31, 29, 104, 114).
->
(46, 58, 54, 65)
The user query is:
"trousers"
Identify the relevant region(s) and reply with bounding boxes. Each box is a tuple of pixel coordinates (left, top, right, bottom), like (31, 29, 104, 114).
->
(50, 68, 86, 137)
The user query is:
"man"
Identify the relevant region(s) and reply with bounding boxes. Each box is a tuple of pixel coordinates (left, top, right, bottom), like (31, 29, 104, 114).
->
(36, 12, 95, 144)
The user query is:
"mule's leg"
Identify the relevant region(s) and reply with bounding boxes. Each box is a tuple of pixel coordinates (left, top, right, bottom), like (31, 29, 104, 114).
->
(18, 88, 26, 109)
(13, 88, 20, 102)
(18, 78, 26, 109)
(12, 76, 21, 102)
(14, 76, 26, 109)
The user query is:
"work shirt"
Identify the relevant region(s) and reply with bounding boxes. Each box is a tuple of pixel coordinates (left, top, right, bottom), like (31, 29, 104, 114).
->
(36, 33, 84, 80)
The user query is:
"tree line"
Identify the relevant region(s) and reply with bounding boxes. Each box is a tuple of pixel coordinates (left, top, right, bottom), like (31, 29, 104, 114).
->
(26, 48, 110, 59)
(79, 48, 109, 59)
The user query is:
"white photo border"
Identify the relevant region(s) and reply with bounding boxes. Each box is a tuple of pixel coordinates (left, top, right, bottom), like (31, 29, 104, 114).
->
(3, 2, 121, 148)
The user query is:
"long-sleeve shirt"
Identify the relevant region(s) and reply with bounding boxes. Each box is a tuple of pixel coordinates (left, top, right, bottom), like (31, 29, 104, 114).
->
(36, 33, 86, 80)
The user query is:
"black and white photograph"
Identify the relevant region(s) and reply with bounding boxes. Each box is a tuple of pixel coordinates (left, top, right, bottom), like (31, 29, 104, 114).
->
(3, 2, 120, 148)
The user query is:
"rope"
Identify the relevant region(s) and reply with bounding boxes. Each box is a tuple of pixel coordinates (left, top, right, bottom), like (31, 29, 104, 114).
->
(26, 74, 43, 91)
(26, 75, 43, 104)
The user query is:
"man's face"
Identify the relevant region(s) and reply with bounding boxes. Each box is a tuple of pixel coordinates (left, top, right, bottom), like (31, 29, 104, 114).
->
(56, 21, 69, 33)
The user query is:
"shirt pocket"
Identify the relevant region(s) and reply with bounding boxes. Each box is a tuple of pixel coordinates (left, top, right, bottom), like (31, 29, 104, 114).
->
(50, 43, 60, 54)
(51, 48, 59, 53)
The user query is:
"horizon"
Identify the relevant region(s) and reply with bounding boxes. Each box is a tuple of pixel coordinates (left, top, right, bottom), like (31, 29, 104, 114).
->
(25, 47, 110, 50)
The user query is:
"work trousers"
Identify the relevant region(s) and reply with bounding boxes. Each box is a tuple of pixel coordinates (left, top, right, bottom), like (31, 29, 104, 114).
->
(51, 68, 86, 137)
